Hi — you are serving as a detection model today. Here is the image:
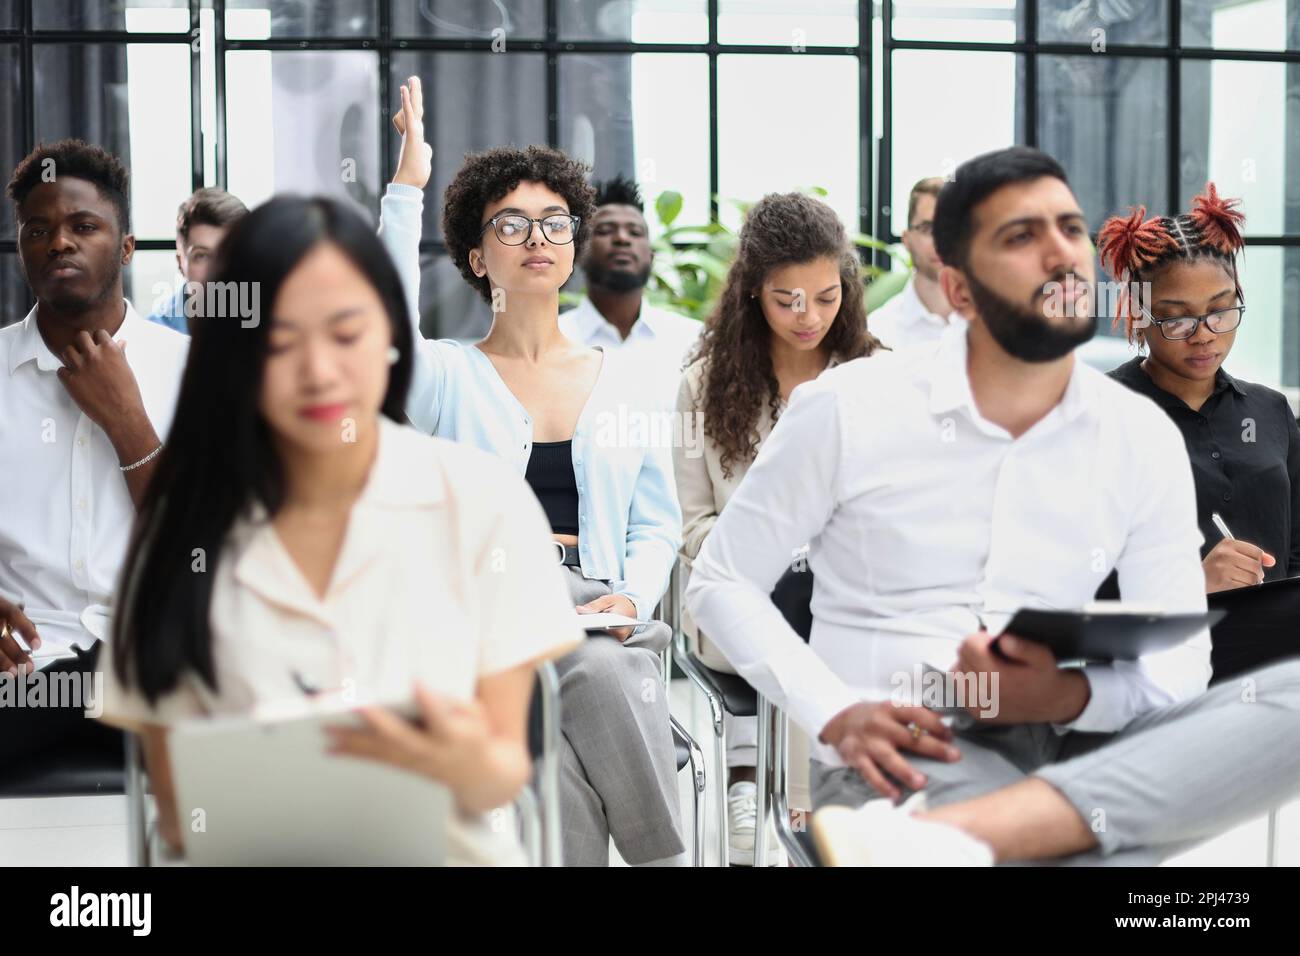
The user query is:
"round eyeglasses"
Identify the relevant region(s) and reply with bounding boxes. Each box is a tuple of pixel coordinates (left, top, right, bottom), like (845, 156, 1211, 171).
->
(479, 214, 580, 246)
(1139, 305, 1245, 341)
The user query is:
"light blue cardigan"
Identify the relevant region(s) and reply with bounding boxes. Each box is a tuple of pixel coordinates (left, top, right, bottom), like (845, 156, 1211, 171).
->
(377, 183, 681, 620)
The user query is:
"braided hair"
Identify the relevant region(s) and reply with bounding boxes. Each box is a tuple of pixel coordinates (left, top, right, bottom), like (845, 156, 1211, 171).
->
(1098, 183, 1246, 343)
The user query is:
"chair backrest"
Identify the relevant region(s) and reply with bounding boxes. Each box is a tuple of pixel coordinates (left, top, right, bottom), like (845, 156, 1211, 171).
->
(770, 566, 814, 643)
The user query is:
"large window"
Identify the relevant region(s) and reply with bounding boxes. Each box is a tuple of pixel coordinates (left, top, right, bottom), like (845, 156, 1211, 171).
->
(2, 0, 1296, 394)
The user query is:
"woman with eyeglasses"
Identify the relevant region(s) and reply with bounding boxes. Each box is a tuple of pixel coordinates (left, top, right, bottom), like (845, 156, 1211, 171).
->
(380, 82, 686, 866)
(1100, 185, 1300, 593)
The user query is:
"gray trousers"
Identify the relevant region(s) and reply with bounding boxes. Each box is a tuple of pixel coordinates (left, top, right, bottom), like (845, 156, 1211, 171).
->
(811, 659, 1300, 865)
(550, 567, 685, 866)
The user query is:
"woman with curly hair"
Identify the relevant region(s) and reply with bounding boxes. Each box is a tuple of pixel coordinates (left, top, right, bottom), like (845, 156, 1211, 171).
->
(1100, 184, 1300, 594)
(381, 80, 685, 866)
(673, 191, 880, 864)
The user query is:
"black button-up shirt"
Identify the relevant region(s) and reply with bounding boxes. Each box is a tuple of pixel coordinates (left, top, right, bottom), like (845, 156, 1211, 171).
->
(1108, 356, 1300, 579)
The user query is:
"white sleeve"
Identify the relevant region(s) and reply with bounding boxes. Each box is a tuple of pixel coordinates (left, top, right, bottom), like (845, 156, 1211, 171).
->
(685, 378, 862, 742)
(1058, 412, 1212, 733)
(378, 183, 445, 433)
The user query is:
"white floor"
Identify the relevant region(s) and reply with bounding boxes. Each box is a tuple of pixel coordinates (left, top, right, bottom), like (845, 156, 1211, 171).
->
(3, 676, 1296, 867)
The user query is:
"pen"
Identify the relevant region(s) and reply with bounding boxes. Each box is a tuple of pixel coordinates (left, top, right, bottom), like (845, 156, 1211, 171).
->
(1211, 512, 1234, 541)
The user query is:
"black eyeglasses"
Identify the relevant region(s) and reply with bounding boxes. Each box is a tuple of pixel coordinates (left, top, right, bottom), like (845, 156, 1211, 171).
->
(1139, 305, 1245, 341)
(479, 214, 580, 246)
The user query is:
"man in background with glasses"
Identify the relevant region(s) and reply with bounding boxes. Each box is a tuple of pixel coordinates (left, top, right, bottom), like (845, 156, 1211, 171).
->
(868, 176, 954, 351)
(560, 174, 700, 410)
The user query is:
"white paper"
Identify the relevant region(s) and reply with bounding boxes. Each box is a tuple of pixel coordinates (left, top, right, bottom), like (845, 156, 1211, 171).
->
(573, 612, 642, 631)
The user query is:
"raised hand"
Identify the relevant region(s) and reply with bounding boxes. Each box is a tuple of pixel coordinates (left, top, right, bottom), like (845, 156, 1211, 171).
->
(391, 75, 432, 190)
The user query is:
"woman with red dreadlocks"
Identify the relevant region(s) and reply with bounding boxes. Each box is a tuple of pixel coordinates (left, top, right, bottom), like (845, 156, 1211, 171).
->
(1100, 185, 1300, 594)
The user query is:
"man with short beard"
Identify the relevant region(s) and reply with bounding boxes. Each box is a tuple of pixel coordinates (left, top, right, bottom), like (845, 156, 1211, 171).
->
(0, 140, 188, 767)
(559, 174, 700, 409)
(687, 146, 1300, 865)
(868, 176, 955, 350)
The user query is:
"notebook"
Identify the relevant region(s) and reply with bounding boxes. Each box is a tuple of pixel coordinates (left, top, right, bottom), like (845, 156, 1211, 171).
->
(169, 700, 450, 866)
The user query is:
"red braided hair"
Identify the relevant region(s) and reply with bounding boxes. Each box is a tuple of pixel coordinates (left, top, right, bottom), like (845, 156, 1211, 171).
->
(1190, 182, 1246, 257)
(1098, 206, 1176, 340)
(1098, 183, 1245, 343)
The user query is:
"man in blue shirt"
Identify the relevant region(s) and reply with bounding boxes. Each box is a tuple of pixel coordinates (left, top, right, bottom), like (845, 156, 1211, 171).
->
(146, 187, 247, 334)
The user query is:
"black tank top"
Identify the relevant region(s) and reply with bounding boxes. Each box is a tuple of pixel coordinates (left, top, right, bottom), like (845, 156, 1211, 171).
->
(524, 440, 580, 536)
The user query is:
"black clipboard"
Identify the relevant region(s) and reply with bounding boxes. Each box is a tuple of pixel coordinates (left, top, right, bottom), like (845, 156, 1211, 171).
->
(997, 608, 1225, 663)
(1207, 574, 1300, 683)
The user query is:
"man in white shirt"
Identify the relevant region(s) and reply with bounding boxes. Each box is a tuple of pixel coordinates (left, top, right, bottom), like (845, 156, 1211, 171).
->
(686, 146, 1300, 865)
(1, 140, 187, 766)
(868, 176, 955, 351)
(559, 174, 701, 410)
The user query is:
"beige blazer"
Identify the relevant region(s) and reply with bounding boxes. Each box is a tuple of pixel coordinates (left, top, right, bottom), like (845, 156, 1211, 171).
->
(673, 356, 842, 670)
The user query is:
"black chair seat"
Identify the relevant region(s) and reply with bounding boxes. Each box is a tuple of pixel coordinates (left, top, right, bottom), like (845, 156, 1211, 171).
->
(0, 738, 125, 798)
(693, 661, 759, 717)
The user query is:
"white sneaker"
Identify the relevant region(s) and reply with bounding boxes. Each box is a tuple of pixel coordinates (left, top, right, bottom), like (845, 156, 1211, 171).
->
(811, 792, 994, 867)
(727, 780, 780, 866)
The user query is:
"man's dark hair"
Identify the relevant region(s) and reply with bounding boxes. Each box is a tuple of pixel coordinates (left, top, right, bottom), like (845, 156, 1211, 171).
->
(442, 144, 596, 304)
(593, 173, 643, 212)
(178, 187, 248, 243)
(6, 138, 131, 234)
(932, 147, 1069, 269)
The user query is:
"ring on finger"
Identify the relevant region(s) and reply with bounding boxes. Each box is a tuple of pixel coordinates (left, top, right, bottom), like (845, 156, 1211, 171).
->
(907, 721, 927, 742)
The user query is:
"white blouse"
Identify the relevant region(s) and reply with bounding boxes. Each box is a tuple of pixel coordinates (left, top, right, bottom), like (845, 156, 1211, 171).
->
(99, 417, 582, 865)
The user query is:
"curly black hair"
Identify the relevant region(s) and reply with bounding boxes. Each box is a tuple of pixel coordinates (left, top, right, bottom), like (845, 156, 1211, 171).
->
(6, 138, 131, 234)
(442, 145, 596, 304)
(693, 192, 880, 479)
(593, 173, 643, 211)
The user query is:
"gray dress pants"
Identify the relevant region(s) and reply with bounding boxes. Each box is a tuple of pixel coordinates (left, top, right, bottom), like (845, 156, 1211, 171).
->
(811, 658, 1300, 865)
(550, 566, 685, 866)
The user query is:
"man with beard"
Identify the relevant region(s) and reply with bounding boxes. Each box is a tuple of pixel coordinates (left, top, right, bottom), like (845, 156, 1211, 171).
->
(687, 146, 1300, 865)
(868, 176, 954, 350)
(0, 140, 188, 767)
(559, 174, 700, 409)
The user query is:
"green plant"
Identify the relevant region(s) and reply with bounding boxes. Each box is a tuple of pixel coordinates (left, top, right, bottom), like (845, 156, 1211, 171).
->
(637, 186, 913, 322)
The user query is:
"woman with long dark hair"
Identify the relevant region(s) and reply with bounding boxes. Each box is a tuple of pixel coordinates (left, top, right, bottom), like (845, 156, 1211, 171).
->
(674, 191, 880, 863)
(98, 83, 580, 865)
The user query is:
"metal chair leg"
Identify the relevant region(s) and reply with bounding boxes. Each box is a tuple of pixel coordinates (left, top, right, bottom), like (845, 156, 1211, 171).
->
(125, 734, 150, 868)
(671, 714, 707, 867)
(711, 699, 729, 867)
(690, 747, 706, 868)
(515, 787, 542, 866)
(1267, 808, 1280, 867)
(754, 695, 771, 868)
(772, 709, 815, 867)
(536, 660, 564, 867)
